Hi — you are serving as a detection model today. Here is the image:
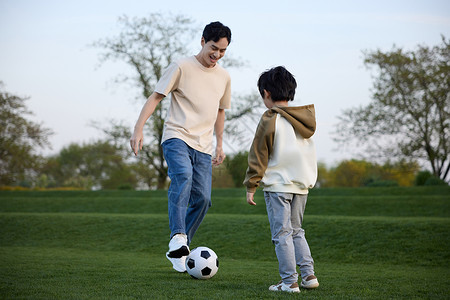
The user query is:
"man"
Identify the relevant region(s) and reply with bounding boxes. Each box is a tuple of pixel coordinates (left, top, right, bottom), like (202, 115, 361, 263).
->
(130, 21, 231, 272)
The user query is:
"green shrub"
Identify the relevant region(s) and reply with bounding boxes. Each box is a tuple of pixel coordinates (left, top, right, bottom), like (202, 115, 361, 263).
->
(367, 180, 399, 187)
(415, 171, 433, 186)
(117, 183, 133, 190)
(424, 176, 448, 186)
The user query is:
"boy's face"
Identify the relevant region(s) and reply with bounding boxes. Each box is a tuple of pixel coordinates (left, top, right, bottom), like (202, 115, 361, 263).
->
(196, 37, 229, 68)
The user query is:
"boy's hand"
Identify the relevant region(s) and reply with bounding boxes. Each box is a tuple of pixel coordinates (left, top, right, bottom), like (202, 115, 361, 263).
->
(246, 191, 256, 206)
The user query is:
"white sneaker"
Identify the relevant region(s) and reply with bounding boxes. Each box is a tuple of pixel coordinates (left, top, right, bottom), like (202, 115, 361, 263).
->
(301, 275, 319, 289)
(167, 234, 190, 258)
(269, 281, 300, 293)
(166, 252, 187, 272)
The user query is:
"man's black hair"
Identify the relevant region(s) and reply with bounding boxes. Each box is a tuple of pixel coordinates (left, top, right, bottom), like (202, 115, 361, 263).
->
(202, 21, 232, 45)
(257, 66, 297, 101)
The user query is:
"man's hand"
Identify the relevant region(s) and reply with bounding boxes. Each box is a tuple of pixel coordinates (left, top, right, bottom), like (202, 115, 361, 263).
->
(129, 92, 164, 156)
(246, 191, 256, 206)
(130, 130, 143, 156)
(212, 146, 226, 166)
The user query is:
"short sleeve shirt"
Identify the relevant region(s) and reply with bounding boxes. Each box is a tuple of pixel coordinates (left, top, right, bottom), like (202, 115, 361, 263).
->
(155, 56, 231, 155)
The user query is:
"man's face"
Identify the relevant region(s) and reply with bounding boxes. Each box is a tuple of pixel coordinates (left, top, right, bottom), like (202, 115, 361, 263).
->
(197, 37, 229, 68)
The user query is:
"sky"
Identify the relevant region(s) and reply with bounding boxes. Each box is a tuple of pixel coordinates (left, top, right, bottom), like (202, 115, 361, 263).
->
(1, 0, 449, 166)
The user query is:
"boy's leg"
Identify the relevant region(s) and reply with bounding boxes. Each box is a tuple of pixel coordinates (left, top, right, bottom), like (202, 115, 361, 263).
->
(185, 149, 212, 245)
(162, 139, 193, 240)
(264, 192, 298, 285)
(291, 194, 315, 279)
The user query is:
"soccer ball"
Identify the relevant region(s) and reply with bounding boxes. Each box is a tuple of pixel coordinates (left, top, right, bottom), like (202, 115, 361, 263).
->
(185, 246, 219, 279)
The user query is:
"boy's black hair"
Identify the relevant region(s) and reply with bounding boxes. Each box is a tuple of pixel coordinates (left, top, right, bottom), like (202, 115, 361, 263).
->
(257, 66, 297, 101)
(202, 21, 232, 45)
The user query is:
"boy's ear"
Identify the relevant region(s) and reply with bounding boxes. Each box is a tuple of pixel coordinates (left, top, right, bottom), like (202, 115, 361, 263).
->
(264, 90, 271, 99)
(201, 37, 205, 47)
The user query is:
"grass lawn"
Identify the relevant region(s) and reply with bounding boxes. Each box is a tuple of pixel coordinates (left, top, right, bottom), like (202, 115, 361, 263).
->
(0, 186, 449, 299)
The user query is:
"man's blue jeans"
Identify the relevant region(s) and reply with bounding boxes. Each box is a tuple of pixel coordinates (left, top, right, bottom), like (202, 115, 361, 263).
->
(162, 138, 212, 245)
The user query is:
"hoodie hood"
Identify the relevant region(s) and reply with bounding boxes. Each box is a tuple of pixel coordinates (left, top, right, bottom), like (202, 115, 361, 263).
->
(271, 104, 316, 138)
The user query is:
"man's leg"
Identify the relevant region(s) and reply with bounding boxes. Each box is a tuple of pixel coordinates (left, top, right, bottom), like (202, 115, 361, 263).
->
(162, 138, 193, 239)
(185, 149, 212, 245)
(162, 139, 192, 271)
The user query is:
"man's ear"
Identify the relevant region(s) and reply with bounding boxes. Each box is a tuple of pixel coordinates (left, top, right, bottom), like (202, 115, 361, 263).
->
(264, 90, 271, 100)
(201, 37, 205, 47)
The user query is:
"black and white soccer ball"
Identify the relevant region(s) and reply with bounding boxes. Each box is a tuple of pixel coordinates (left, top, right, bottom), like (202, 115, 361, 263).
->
(185, 246, 219, 279)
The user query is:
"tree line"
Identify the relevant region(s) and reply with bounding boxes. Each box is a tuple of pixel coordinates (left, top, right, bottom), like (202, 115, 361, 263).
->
(1, 13, 448, 189)
(0, 83, 446, 190)
(222, 151, 446, 188)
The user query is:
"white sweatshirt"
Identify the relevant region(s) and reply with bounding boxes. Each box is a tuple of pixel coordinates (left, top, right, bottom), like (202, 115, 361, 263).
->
(244, 105, 317, 194)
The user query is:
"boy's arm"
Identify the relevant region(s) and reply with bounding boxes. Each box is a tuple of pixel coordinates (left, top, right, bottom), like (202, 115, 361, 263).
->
(130, 92, 165, 156)
(212, 108, 226, 166)
(243, 111, 276, 193)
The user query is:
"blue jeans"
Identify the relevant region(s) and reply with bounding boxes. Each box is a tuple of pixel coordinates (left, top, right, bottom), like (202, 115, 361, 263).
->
(264, 192, 315, 284)
(162, 138, 212, 245)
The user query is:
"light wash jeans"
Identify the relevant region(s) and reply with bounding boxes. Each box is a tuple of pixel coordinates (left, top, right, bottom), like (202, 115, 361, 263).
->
(162, 138, 212, 245)
(264, 191, 315, 284)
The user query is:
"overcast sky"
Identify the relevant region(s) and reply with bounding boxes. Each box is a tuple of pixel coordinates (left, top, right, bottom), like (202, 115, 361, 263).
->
(1, 0, 449, 166)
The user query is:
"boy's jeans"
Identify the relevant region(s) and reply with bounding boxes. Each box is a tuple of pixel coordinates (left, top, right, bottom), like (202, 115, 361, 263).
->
(162, 138, 212, 245)
(264, 192, 315, 284)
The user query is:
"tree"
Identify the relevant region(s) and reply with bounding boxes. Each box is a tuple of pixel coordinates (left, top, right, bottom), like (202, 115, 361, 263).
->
(334, 37, 450, 181)
(377, 159, 419, 187)
(225, 151, 249, 188)
(223, 93, 265, 152)
(91, 120, 160, 189)
(93, 13, 262, 189)
(332, 160, 373, 187)
(0, 82, 52, 186)
(316, 162, 332, 187)
(93, 13, 197, 189)
(322, 159, 419, 187)
(42, 140, 138, 190)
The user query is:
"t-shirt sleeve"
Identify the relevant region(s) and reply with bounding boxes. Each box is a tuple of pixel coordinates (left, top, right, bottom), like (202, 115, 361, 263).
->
(154, 62, 181, 96)
(219, 75, 231, 110)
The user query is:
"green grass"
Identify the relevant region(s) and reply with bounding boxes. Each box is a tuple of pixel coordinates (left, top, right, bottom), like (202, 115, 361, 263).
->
(0, 186, 449, 299)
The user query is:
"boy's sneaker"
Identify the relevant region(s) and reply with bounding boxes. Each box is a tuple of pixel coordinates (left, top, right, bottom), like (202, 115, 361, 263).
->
(268, 281, 300, 293)
(165, 253, 187, 273)
(167, 233, 190, 258)
(301, 275, 319, 289)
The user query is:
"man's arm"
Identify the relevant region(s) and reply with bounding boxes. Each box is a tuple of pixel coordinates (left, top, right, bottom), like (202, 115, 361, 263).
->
(130, 92, 165, 156)
(212, 108, 226, 166)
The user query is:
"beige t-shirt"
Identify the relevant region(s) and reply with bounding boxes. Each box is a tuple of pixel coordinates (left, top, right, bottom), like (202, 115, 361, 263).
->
(155, 56, 231, 155)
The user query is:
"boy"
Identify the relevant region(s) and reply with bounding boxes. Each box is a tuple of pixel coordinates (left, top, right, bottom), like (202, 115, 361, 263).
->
(243, 66, 319, 293)
(130, 21, 231, 273)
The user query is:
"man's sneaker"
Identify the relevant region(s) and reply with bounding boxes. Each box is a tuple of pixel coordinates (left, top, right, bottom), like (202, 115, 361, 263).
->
(167, 234, 190, 258)
(268, 281, 300, 293)
(166, 253, 186, 272)
(301, 275, 319, 289)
